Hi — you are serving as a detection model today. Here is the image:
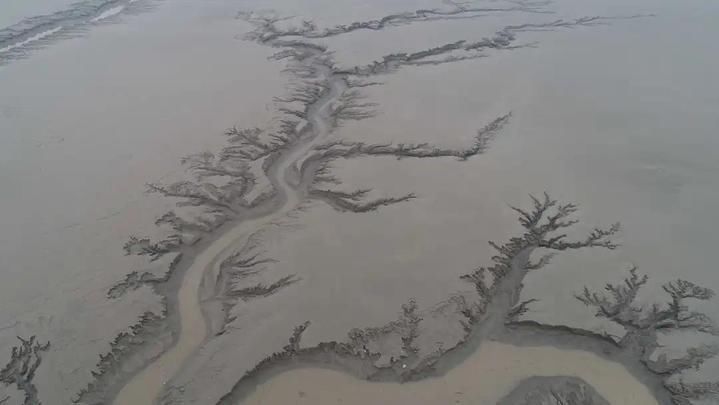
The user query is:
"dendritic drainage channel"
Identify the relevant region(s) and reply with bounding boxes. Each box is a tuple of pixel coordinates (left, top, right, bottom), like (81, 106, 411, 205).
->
(6, 1, 652, 404)
(496, 376, 611, 405)
(218, 194, 719, 405)
(0, 336, 50, 405)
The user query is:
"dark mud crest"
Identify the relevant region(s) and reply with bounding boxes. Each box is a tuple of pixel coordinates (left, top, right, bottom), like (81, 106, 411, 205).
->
(497, 376, 611, 405)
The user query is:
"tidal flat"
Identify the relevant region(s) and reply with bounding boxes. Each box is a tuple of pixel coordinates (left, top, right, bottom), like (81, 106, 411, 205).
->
(1, 0, 718, 404)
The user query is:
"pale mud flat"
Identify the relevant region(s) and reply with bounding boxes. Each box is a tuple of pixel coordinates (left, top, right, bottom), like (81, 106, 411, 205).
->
(244, 342, 658, 405)
(0, 0, 284, 402)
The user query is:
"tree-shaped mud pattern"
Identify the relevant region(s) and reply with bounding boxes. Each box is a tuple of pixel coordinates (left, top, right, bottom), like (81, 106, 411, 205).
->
(575, 270, 719, 404)
(0, 336, 50, 405)
(95, 1, 649, 404)
(217, 194, 718, 405)
(216, 194, 622, 402)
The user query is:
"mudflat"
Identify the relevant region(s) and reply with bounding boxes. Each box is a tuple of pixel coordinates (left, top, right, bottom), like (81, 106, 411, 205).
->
(1, 0, 718, 404)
